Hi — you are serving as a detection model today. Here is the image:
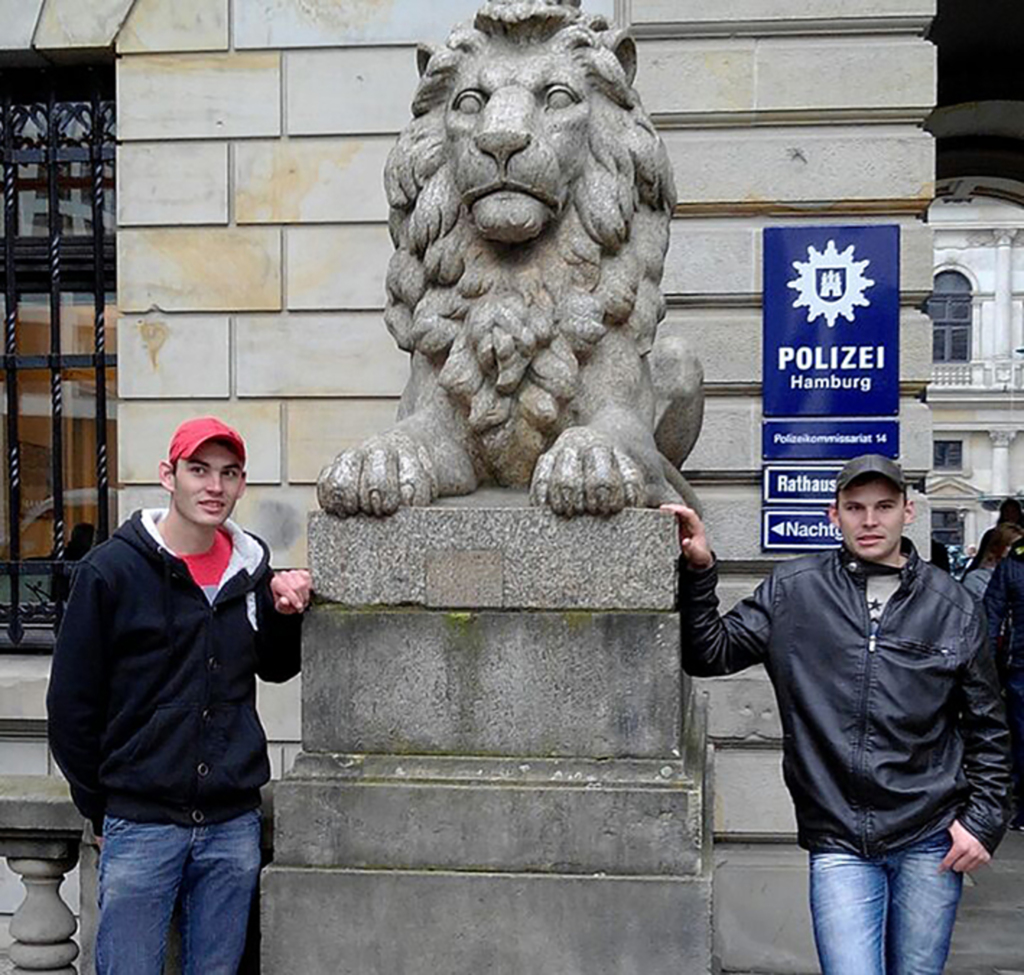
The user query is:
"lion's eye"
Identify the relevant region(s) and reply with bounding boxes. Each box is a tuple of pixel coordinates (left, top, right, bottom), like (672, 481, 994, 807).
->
(454, 90, 486, 115)
(545, 86, 578, 110)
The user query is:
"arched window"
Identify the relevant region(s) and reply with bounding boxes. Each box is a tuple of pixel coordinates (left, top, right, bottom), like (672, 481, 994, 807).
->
(927, 270, 972, 363)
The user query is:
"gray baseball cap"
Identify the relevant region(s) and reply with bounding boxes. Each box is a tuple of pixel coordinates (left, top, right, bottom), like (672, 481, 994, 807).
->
(835, 454, 907, 494)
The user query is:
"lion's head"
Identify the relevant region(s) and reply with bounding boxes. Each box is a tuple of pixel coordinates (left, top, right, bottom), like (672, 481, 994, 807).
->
(382, 0, 676, 482)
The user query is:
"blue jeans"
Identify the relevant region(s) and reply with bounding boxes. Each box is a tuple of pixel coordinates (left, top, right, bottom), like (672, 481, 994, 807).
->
(809, 830, 963, 975)
(97, 811, 261, 975)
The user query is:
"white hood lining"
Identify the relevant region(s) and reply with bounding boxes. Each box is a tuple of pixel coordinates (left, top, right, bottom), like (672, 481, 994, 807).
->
(140, 509, 264, 585)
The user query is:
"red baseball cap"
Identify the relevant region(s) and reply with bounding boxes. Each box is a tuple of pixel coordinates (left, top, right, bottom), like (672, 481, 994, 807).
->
(168, 416, 246, 467)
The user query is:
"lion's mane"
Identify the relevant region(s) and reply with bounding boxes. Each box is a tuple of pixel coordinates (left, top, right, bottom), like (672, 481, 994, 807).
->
(382, 1, 676, 482)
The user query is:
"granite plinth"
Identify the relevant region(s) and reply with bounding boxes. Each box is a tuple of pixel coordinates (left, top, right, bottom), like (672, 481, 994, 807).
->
(308, 497, 680, 611)
(262, 867, 713, 975)
(275, 699, 708, 875)
(303, 608, 686, 758)
(266, 500, 710, 975)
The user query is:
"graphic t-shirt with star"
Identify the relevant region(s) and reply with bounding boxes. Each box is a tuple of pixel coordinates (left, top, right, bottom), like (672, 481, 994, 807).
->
(866, 573, 901, 636)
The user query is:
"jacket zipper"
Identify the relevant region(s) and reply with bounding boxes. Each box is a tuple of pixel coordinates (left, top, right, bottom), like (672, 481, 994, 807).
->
(852, 573, 874, 857)
(853, 572, 909, 857)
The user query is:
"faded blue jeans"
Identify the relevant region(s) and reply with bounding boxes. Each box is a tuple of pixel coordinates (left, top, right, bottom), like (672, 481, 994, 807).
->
(809, 830, 963, 975)
(96, 810, 261, 975)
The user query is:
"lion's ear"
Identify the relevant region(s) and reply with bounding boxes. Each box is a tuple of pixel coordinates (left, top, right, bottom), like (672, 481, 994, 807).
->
(607, 30, 637, 86)
(417, 43, 437, 78)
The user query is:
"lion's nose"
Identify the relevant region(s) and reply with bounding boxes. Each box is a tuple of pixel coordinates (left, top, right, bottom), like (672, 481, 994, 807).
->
(475, 129, 532, 169)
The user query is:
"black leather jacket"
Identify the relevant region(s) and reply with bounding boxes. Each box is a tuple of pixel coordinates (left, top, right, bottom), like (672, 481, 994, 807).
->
(679, 540, 1012, 856)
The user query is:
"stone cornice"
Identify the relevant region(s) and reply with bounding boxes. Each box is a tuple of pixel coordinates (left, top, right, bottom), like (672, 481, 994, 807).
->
(631, 16, 935, 41)
(665, 291, 932, 309)
(672, 198, 933, 220)
(653, 108, 935, 130)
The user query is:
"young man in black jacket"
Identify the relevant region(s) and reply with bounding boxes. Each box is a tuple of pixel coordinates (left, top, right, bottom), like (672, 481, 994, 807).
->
(663, 454, 1011, 975)
(47, 416, 312, 975)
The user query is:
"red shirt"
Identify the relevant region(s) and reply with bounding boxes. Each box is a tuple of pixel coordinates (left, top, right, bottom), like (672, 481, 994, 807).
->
(181, 528, 232, 598)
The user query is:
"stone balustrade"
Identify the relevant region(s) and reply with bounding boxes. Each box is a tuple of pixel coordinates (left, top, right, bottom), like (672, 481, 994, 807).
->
(0, 777, 84, 974)
(0, 777, 273, 974)
(932, 359, 1024, 389)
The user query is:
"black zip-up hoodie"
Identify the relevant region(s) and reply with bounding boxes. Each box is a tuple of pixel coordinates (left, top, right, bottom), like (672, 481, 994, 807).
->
(679, 539, 1012, 856)
(47, 510, 302, 834)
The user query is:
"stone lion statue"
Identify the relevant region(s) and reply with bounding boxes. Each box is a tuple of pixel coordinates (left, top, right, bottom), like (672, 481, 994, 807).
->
(318, 0, 703, 517)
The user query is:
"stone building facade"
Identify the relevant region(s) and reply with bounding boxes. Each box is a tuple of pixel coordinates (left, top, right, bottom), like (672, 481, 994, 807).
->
(926, 197, 1024, 555)
(0, 1, 942, 971)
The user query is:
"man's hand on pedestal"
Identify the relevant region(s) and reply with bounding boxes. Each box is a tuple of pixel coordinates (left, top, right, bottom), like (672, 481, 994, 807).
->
(271, 570, 312, 614)
(660, 504, 714, 570)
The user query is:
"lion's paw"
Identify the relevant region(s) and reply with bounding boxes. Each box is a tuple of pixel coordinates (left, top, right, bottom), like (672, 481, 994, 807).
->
(530, 427, 645, 517)
(317, 432, 437, 517)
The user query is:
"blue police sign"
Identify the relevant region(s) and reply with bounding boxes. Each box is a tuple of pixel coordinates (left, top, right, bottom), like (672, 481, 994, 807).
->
(762, 508, 842, 551)
(763, 226, 899, 417)
(763, 465, 841, 505)
(763, 419, 899, 461)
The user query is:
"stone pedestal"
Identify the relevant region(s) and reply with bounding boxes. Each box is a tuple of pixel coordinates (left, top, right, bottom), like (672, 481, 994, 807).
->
(263, 502, 712, 975)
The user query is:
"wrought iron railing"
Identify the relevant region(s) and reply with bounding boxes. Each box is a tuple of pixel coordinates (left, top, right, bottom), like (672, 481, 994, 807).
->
(0, 68, 116, 649)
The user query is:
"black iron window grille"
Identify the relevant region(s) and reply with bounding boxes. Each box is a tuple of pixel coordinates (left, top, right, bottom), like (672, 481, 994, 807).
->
(0, 68, 116, 650)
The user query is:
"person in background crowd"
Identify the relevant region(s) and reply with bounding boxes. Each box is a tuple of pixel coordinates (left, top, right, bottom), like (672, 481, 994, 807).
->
(665, 453, 1012, 975)
(931, 537, 952, 572)
(963, 524, 1023, 600)
(985, 529, 1024, 832)
(963, 497, 1024, 579)
(998, 498, 1023, 528)
(47, 417, 313, 975)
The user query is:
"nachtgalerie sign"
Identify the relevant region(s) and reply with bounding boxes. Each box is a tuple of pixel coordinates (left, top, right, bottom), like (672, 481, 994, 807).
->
(763, 226, 900, 417)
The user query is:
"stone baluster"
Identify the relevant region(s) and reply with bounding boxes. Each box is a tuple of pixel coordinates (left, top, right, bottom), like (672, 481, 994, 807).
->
(7, 852, 80, 974)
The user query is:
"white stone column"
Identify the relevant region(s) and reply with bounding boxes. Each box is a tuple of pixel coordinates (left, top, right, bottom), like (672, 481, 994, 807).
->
(990, 429, 1017, 498)
(994, 230, 1018, 359)
(964, 508, 979, 551)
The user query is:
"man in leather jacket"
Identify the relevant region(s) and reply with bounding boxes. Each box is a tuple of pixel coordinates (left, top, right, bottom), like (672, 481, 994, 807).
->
(663, 454, 1011, 975)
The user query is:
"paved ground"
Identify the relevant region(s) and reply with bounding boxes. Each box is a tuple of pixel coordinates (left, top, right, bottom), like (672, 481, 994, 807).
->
(1, 834, 1020, 974)
(946, 828, 1024, 972)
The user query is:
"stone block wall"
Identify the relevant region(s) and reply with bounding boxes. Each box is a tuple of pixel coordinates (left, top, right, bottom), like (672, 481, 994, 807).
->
(112, 0, 617, 569)
(108, 0, 935, 566)
(0, 1, 938, 969)
(632, 4, 937, 969)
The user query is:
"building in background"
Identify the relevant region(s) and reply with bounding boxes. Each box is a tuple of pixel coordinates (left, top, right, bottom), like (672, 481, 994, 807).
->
(926, 198, 1024, 559)
(924, 4, 1024, 565)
